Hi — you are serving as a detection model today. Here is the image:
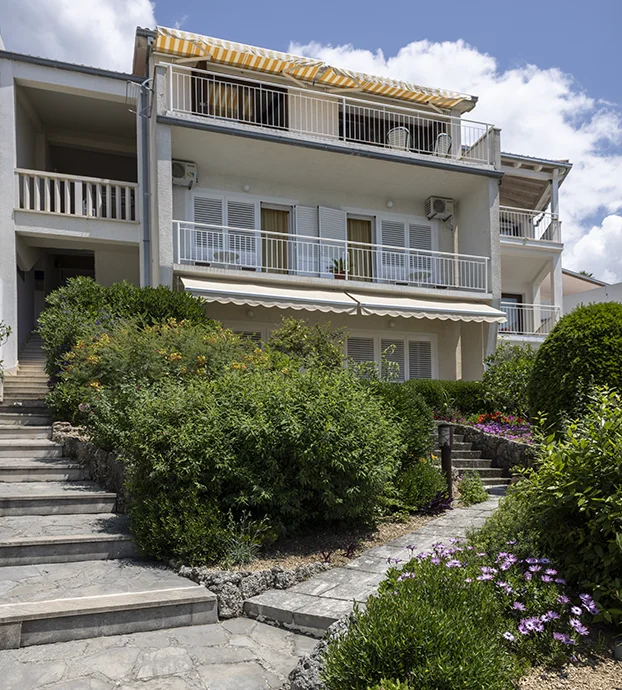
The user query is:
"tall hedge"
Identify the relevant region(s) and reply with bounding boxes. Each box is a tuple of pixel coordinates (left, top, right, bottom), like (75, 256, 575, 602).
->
(528, 302, 622, 425)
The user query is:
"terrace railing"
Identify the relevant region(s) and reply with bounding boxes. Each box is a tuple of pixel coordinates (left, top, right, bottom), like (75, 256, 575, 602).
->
(499, 301, 560, 336)
(174, 220, 490, 293)
(167, 64, 495, 166)
(500, 206, 560, 242)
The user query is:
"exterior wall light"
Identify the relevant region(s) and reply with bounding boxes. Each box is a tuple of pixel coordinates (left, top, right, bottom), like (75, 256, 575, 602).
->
(246, 309, 255, 318)
(386, 200, 394, 208)
(243, 184, 251, 192)
(388, 320, 396, 328)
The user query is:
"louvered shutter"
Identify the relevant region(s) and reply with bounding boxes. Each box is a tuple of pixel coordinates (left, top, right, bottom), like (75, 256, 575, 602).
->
(381, 338, 405, 382)
(227, 200, 258, 269)
(347, 337, 375, 364)
(192, 196, 224, 262)
(234, 330, 263, 344)
(318, 207, 347, 277)
(408, 340, 432, 379)
(379, 219, 407, 282)
(408, 223, 434, 285)
(294, 206, 319, 274)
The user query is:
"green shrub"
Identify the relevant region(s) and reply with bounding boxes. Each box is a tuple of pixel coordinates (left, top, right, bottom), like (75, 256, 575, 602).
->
(38, 277, 211, 376)
(322, 555, 520, 689)
(528, 302, 622, 426)
(472, 388, 622, 623)
(396, 459, 446, 511)
(48, 319, 246, 423)
(372, 382, 434, 460)
(368, 681, 414, 690)
(88, 368, 402, 562)
(457, 471, 489, 506)
(403, 379, 488, 416)
(265, 317, 345, 369)
(483, 341, 536, 417)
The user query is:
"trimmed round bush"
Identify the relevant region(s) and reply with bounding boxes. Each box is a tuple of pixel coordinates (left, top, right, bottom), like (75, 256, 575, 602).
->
(396, 459, 446, 511)
(528, 302, 622, 425)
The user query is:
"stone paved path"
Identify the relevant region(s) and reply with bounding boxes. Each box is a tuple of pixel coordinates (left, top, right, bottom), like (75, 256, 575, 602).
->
(0, 618, 316, 689)
(245, 496, 501, 635)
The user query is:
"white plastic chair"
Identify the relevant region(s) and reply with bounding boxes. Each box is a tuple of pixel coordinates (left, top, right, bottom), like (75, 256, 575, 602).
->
(434, 133, 452, 157)
(387, 126, 411, 150)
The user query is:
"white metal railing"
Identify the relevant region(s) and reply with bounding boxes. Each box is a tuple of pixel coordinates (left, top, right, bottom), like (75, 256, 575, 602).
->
(167, 64, 494, 166)
(15, 169, 138, 222)
(174, 220, 490, 293)
(500, 206, 560, 242)
(499, 302, 560, 336)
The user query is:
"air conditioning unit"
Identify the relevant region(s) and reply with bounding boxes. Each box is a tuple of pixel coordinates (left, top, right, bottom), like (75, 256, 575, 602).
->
(426, 196, 454, 221)
(172, 160, 197, 188)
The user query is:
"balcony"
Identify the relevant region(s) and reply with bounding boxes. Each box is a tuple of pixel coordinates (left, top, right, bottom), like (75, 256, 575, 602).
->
(499, 302, 560, 337)
(174, 221, 490, 293)
(15, 169, 138, 222)
(500, 206, 560, 243)
(166, 65, 495, 167)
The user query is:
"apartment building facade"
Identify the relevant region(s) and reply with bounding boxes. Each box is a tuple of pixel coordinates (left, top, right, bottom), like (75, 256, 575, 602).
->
(0, 26, 571, 380)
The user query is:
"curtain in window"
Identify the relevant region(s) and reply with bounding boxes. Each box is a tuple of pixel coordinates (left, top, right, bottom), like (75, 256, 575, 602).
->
(347, 218, 373, 281)
(261, 208, 290, 273)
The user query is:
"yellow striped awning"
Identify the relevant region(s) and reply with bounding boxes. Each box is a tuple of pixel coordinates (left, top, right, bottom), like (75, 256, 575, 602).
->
(155, 26, 476, 111)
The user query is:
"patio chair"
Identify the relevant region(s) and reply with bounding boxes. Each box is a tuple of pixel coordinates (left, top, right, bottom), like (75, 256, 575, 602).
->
(387, 126, 411, 150)
(434, 132, 452, 157)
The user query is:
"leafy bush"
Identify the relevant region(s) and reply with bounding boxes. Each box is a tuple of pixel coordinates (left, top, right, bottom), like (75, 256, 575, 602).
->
(48, 319, 247, 423)
(265, 317, 345, 369)
(483, 342, 536, 417)
(368, 681, 413, 690)
(396, 459, 446, 511)
(322, 542, 597, 689)
(457, 471, 489, 506)
(88, 368, 402, 562)
(403, 379, 488, 416)
(528, 302, 622, 426)
(472, 388, 622, 623)
(38, 277, 211, 376)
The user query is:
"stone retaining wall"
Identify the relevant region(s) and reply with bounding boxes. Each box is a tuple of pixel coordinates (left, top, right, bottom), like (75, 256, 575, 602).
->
(453, 424, 537, 472)
(52, 422, 128, 511)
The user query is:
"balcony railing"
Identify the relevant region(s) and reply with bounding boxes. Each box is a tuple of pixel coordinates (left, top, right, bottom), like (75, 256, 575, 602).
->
(167, 65, 494, 166)
(500, 302, 560, 336)
(174, 221, 490, 293)
(500, 206, 560, 242)
(15, 169, 138, 222)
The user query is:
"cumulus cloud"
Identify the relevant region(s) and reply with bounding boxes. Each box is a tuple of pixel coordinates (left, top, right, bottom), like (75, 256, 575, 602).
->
(291, 39, 622, 282)
(0, 0, 156, 73)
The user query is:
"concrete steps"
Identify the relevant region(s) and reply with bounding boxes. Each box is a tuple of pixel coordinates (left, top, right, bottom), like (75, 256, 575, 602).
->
(0, 440, 64, 458)
(0, 426, 51, 439)
(0, 481, 117, 516)
(0, 458, 87, 482)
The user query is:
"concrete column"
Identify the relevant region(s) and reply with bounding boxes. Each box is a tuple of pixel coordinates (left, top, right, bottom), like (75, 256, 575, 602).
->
(0, 60, 19, 371)
(150, 65, 173, 287)
(551, 253, 564, 316)
(551, 169, 560, 216)
(486, 166, 502, 357)
(461, 322, 485, 380)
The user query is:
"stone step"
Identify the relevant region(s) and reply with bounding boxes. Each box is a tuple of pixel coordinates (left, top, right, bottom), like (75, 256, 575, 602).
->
(0, 482, 116, 516)
(0, 559, 217, 648)
(0, 426, 51, 439)
(448, 458, 494, 468)
(0, 512, 130, 541)
(448, 449, 483, 459)
(0, 440, 63, 458)
(481, 477, 513, 487)
(0, 458, 86, 482)
(2, 393, 48, 401)
(0, 401, 48, 410)
(3, 381, 50, 391)
(0, 413, 51, 426)
(455, 466, 505, 478)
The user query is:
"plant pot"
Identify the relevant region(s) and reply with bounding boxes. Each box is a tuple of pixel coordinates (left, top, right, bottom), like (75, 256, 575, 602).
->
(333, 272, 346, 280)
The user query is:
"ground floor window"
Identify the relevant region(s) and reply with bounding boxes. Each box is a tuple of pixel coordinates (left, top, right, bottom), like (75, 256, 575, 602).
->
(346, 335, 434, 380)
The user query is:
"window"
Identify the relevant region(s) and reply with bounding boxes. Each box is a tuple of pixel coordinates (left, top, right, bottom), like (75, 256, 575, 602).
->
(378, 217, 433, 284)
(346, 335, 434, 380)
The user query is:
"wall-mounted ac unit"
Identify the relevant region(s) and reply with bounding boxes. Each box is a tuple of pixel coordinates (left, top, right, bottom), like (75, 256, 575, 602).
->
(172, 160, 197, 188)
(426, 196, 454, 221)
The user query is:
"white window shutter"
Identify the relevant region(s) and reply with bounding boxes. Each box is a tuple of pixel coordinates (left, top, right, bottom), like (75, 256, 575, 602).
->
(192, 196, 224, 261)
(408, 340, 432, 379)
(347, 337, 375, 364)
(381, 338, 405, 382)
(234, 330, 263, 344)
(379, 218, 407, 282)
(408, 223, 433, 284)
(226, 199, 258, 269)
(318, 206, 347, 276)
(294, 206, 319, 274)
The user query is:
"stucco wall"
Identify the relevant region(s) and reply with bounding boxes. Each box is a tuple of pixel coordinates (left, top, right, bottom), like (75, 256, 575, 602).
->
(564, 281, 622, 313)
(94, 247, 140, 286)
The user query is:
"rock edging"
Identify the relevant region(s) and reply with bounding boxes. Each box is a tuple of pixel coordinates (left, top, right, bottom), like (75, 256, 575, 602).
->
(177, 563, 331, 619)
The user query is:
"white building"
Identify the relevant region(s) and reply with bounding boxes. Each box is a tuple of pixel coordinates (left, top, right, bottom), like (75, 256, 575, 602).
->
(0, 26, 573, 381)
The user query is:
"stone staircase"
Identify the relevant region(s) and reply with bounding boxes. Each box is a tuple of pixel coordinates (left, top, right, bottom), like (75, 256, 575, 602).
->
(435, 432, 512, 488)
(0, 335, 217, 649)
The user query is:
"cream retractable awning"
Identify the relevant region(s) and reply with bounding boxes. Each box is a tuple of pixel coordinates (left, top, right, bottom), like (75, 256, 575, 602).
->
(180, 278, 358, 314)
(346, 292, 507, 323)
(155, 26, 476, 111)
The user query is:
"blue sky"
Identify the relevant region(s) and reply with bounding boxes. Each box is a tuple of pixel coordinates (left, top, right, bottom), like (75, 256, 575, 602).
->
(155, 0, 622, 106)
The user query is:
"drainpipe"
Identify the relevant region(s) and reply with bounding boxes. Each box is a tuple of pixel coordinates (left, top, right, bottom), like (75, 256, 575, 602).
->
(138, 80, 152, 287)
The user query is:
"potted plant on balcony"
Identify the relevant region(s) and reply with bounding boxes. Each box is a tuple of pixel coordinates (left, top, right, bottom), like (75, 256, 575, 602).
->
(330, 257, 347, 279)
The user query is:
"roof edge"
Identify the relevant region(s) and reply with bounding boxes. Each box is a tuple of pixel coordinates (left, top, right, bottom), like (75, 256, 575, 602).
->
(562, 268, 608, 287)
(501, 151, 573, 169)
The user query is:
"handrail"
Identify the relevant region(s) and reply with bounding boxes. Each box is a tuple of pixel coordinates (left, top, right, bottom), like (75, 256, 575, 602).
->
(15, 168, 138, 188)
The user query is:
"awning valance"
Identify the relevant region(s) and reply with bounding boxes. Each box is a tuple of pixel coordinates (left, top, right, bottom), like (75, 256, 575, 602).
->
(180, 277, 358, 314)
(346, 292, 507, 323)
(155, 26, 476, 111)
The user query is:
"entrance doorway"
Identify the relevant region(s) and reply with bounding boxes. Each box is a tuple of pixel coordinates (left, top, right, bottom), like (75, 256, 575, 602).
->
(347, 217, 373, 281)
(261, 206, 290, 273)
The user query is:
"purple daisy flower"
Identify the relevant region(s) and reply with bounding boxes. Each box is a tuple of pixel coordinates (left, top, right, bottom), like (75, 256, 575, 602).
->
(503, 631, 515, 642)
(512, 601, 526, 611)
(569, 618, 589, 636)
(445, 559, 462, 568)
(553, 632, 576, 645)
(571, 606, 583, 616)
(541, 575, 553, 583)
(541, 611, 560, 622)
(557, 595, 570, 605)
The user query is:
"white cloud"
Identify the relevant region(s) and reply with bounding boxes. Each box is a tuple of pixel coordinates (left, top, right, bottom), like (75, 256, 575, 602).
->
(291, 39, 622, 282)
(0, 0, 156, 73)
